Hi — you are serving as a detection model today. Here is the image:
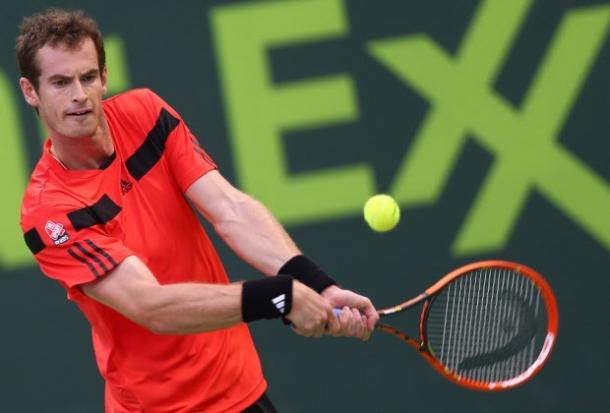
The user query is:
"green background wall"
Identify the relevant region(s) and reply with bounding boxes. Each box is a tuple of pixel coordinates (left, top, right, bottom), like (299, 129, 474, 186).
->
(1, 0, 609, 411)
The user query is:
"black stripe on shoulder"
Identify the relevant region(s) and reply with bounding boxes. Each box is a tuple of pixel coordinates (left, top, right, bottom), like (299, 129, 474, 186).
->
(67, 195, 122, 231)
(126, 108, 180, 180)
(24, 228, 45, 254)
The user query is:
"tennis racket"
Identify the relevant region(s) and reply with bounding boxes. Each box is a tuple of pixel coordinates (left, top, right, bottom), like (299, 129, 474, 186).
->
(371, 260, 558, 391)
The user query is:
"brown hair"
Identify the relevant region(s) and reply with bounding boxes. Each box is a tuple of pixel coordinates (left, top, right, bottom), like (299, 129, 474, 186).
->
(15, 8, 106, 90)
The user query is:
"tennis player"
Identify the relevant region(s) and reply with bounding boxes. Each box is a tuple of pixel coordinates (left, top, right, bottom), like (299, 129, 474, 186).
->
(17, 9, 378, 413)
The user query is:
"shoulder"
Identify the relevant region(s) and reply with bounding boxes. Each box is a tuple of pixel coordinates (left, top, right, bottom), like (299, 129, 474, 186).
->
(21, 177, 82, 233)
(20, 154, 86, 233)
(21, 161, 50, 217)
(19, 166, 118, 258)
(104, 88, 161, 106)
(21, 157, 58, 223)
(103, 89, 182, 133)
(103, 89, 174, 118)
(21, 186, 86, 257)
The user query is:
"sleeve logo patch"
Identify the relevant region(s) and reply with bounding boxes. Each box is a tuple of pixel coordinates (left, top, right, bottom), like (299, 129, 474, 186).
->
(45, 220, 70, 245)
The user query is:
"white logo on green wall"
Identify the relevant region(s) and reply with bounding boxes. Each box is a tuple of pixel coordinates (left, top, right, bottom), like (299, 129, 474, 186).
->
(212, 0, 610, 256)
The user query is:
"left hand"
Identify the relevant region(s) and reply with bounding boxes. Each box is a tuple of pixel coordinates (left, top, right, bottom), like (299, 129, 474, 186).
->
(321, 285, 379, 340)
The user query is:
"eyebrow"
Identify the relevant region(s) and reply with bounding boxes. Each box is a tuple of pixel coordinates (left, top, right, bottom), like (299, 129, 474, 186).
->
(47, 69, 99, 82)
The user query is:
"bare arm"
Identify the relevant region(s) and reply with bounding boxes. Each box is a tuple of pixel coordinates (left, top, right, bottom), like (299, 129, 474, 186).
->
(81, 255, 336, 336)
(186, 171, 300, 275)
(78, 171, 340, 337)
(81, 255, 243, 335)
(185, 171, 378, 338)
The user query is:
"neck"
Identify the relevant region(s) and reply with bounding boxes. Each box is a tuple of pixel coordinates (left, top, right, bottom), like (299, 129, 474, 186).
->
(49, 117, 114, 170)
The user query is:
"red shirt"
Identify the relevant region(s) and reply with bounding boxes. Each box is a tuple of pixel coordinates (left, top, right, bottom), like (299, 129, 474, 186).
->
(20, 89, 266, 413)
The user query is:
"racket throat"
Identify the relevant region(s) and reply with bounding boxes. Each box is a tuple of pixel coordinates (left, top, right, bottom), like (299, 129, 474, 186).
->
(376, 323, 424, 350)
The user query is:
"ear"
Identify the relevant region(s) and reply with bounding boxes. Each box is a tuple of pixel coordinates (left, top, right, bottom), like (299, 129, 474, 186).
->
(101, 65, 108, 96)
(19, 77, 39, 108)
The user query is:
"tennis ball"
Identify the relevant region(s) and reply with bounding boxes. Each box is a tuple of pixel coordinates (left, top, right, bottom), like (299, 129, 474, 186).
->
(363, 194, 400, 232)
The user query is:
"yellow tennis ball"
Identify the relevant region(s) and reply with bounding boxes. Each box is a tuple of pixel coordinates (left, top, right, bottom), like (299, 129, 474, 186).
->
(363, 194, 400, 232)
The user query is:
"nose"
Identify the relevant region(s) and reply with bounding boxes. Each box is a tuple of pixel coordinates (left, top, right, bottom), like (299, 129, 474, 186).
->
(71, 80, 87, 103)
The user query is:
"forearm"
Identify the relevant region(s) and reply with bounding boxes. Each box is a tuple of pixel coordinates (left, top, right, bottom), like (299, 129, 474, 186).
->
(139, 282, 243, 334)
(82, 256, 244, 335)
(186, 172, 300, 275)
(213, 193, 300, 275)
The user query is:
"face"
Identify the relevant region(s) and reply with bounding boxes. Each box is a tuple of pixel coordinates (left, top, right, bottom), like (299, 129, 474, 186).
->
(19, 38, 107, 140)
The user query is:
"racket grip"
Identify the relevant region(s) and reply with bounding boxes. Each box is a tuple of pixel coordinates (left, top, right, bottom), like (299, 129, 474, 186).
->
(334, 307, 368, 316)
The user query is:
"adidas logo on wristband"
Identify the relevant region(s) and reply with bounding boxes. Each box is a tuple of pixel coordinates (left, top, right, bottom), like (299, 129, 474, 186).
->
(242, 275, 292, 322)
(272, 294, 286, 314)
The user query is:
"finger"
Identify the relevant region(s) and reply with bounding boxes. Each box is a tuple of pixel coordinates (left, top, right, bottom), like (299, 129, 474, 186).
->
(327, 308, 343, 337)
(356, 309, 367, 338)
(360, 315, 370, 341)
(351, 308, 362, 337)
(325, 320, 341, 337)
(341, 306, 351, 317)
(316, 308, 331, 337)
(347, 310, 366, 339)
(326, 305, 340, 333)
(299, 321, 321, 338)
(361, 300, 379, 331)
(331, 307, 346, 337)
(313, 321, 326, 338)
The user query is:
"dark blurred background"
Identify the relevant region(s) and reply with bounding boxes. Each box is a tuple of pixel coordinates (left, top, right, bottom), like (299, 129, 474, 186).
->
(1, 0, 609, 411)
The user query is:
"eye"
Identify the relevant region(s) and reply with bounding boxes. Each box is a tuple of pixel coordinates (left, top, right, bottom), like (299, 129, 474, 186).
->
(82, 74, 97, 83)
(53, 79, 68, 87)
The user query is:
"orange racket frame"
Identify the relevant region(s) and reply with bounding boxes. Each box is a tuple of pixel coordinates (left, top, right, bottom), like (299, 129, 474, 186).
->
(375, 260, 559, 391)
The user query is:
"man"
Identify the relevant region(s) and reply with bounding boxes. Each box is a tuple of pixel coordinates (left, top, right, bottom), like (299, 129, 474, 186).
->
(17, 8, 378, 413)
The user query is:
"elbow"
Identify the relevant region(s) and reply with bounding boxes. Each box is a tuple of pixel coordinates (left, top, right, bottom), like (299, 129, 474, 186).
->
(141, 312, 186, 335)
(145, 317, 177, 335)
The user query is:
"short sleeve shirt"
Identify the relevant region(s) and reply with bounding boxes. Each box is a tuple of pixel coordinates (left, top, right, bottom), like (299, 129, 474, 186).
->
(20, 89, 266, 413)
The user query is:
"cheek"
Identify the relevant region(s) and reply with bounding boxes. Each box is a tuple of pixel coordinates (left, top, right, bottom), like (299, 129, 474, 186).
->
(93, 86, 105, 100)
(41, 100, 58, 116)
(38, 96, 63, 123)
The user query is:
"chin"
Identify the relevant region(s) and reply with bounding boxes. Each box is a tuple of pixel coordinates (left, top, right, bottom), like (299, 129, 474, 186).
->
(60, 125, 97, 139)
(56, 130, 92, 139)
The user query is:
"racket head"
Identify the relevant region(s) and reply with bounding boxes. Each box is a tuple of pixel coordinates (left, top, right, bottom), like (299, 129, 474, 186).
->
(419, 260, 558, 391)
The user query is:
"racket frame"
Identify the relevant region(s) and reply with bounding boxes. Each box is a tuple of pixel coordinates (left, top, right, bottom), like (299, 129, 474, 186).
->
(376, 260, 559, 391)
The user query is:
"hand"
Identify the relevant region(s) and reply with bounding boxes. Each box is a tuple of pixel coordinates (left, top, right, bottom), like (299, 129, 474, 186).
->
(285, 281, 339, 337)
(321, 285, 379, 340)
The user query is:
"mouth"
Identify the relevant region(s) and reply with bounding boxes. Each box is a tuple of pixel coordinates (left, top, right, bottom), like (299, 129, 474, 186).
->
(66, 109, 93, 117)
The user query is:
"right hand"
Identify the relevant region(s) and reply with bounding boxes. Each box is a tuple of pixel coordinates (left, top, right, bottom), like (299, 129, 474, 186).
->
(285, 280, 339, 337)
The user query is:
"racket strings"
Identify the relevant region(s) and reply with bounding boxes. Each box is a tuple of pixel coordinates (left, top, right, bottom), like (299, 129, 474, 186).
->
(425, 268, 547, 383)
